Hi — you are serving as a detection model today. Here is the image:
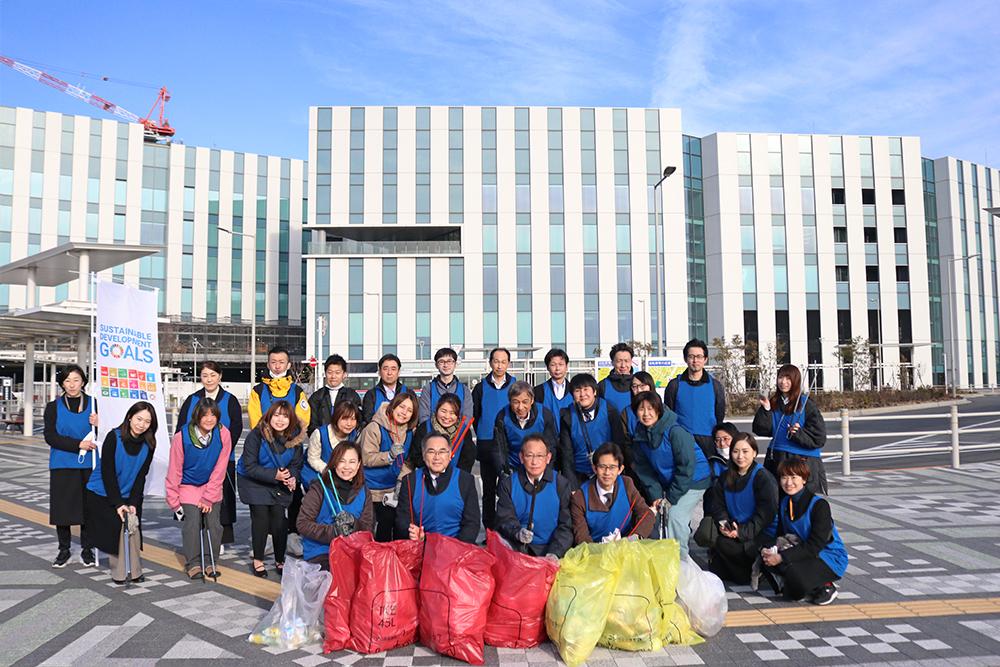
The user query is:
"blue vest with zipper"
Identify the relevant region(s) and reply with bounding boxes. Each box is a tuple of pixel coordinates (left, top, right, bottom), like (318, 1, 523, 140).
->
(568, 400, 612, 474)
(236, 432, 295, 476)
(301, 426, 358, 490)
(770, 397, 815, 457)
(674, 374, 717, 437)
(180, 425, 224, 487)
(625, 408, 639, 438)
(601, 379, 632, 416)
(86, 429, 149, 499)
(427, 379, 466, 415)
(510, 471, 560, 546)
(364, 426, 412, 490)
(502, 407, 545, 469)
(50, 395, 96, 470)
(301, 480, 367, 561)
(539, 381, 573, 434)
(259, 383, 305, 416)
(782, 494, 848, 577)
(410, 467, 466, 538)
(638, 425, 711, 488)
(372, 384, 409, 416)
(723, 464, 778, 538)
(186, 390, 235, 460)
(583, 477, 631, 541)
(476, 378, 508, 441)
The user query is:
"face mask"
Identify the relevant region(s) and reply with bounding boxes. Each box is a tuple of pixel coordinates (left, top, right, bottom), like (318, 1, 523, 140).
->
(718, 447, 730, 459)
(269, 370, 286, 379)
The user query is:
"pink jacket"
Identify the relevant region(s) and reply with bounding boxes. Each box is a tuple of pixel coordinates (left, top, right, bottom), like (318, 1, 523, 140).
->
(165, 426, 233, 510)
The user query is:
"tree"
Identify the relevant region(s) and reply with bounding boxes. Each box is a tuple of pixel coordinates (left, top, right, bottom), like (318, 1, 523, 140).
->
(834, 337, 872, 391)
(711, 335, 747, 394)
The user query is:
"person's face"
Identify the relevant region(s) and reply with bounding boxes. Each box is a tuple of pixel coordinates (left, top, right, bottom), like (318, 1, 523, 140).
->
(335, 412, 357, 436)
(62, 371, 84, 397)
(731, 440, 756, 473)
(520, 440, 551, 478)
(781, 473, 806, 496)
(436, 402, 459, 429)
(547, 356, 568, 382)
(198, 412, 219, 433)
(686, 347, 707, 373)
(436, 355, 457, 377)
(490, 352, 510, 377)
(777, 374, 792, 395)
(636, 400, 659, 427)
(510, 392, 533, 420)
(334, 449, 360, 482)
(200, 368, 221, 392)
(714, 430, 733, 453)
(572, 385, 597, 410)
(269, 410, 291, 433)
(423, 438, 452, 474)
(268, 352, 290, 376)
(392, 399, 414, 426)
(380, 361, 400, 386)
(631, 379, 652, 396)
(592, 454, 623, 491)
(612, 352, 633, 376)
(325, 364, 346, 388)
(130, 409, 153, 436)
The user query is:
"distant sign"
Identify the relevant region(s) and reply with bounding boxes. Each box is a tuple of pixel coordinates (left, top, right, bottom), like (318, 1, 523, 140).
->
(646, 357, 687, 387)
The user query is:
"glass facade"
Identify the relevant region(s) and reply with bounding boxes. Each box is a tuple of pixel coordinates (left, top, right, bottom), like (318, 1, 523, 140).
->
(683, 134, 706, 341)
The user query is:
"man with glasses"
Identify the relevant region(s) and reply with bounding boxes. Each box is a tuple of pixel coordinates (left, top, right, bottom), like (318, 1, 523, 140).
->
(570, 442, 654, 544)
(664, 339, 727, 460)
(418, 348, 473, 423)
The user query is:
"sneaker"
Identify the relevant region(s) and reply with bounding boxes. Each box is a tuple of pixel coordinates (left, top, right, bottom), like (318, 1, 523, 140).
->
(812, 583, 838, 606)
(286, 533, 303, 557)
(219, 544, 225, 556)
(750, 556, 763, 592)
(52, 550, 72, 568)
(81, 549, 96, 567)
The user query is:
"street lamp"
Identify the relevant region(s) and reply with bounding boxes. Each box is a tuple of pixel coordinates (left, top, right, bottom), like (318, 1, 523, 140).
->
(191, 338, 202, 379)
(944, 252, 980, 397)
(653, 166, 677, 357)
(218, 226, 258, 384)
(638, 298, 647, 348)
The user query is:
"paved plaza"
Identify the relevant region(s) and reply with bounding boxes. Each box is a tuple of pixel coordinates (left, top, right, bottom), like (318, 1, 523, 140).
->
(2, 432, 1000, 666)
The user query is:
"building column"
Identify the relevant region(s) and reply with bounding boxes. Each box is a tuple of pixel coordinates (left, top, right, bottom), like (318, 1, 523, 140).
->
(26, 267, 37, 309)
(77, 328, 89, 368)
(77, 250, 90, 302)
(23, 337, 34, 437)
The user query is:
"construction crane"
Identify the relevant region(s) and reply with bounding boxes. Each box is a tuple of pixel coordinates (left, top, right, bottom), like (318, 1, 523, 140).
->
(0, 56, 175, 140)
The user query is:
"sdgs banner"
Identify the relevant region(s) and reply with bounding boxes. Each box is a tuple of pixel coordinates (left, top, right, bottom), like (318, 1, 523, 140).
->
(94, 278, 169, 496)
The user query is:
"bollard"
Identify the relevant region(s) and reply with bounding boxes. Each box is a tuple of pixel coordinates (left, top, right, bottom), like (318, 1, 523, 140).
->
(950, 405, 960, 469)
(840, 408, 851, 476)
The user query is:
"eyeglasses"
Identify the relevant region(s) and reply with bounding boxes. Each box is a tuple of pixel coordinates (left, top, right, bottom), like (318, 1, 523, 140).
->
(714, 437, 732, 444)
(425, 449, 451, 458)
(522, 453, 548, 461)
(596, 464, 620, 473)
(686, 354, 706, 361)
(437, 359, 457, 365)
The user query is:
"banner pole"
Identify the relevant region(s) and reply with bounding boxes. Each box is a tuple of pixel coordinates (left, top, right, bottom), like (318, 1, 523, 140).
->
(90, 272, 98, 467)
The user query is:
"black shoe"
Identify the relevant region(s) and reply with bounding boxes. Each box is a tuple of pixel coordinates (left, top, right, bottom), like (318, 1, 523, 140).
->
(52, 550, 72, 568)
(81, 549, 96, 567)
(251, 564, 268, 578)
(812, 583, 838, 606)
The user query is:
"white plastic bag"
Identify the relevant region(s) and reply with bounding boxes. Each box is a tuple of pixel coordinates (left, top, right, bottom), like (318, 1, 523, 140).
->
(675, 556, 727, 637)
(248, 557, 334, 649)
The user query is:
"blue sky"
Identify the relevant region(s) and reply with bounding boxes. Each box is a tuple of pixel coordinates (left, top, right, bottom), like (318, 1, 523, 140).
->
(1, 0, 997, 165)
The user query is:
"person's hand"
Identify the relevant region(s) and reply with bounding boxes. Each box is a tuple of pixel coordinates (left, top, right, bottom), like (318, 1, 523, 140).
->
(601, 528, 622, 543)
(89, 413, 99, 427)
(517, 527, 534, 544)
(544, 553, 560, 562)
(285, 476, 297, 491)
(389, 441, 404, 458)
(759, 396, 771, 411)
(626, 534, 640, 542)
(408, 524, 425, 542)
(787, 423, 801, 437)
(761, 548, 782, 567)
(198, 502, 212, 514)
(275, 467, 291, 482)
(334, 511, 355, 537)
(79, 434, 98, 452)
(117, 505, 128, 521)
(127, 505, 137, 515)
(720, 522, 739, 539)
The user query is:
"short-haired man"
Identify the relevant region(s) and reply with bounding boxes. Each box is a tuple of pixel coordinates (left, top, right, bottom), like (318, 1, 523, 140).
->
(496, 434, 573, 559)
(664, 339, 726, 460)
(597, 343, 636, 417)
(395, 432, 480, 544)
(493, 381, 558, 479)
(248, 345, 311, 429)
(558, 374, 627, 489)
(534, 348, 573, 434)
(472, 347, 515, 530)
(308, 354, 363, 435)
(362, 354, 410, 425)
(570, 443, 654, 545)
(418, 347, 474, 423)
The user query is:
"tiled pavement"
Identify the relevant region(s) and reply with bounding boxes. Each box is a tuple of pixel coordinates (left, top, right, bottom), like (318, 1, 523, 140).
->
(2, 434, 1000, 666)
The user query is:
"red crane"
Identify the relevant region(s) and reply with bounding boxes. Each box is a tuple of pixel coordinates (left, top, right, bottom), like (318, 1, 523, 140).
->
(0, 56, 175, 138)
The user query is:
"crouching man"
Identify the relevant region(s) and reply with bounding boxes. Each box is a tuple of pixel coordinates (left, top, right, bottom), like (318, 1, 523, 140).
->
(570, 442, 654, 545)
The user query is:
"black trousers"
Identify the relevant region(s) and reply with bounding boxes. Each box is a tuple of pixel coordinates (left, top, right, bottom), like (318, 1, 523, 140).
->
(56, 525, 93, 553)
(710, 535, 757, 585)
(373, 501, 396, 542)
(478, 440, 499, 530)
(286, 483, 303, 534)
(766, 555, 840, 600)
(249, 504, 287, 563)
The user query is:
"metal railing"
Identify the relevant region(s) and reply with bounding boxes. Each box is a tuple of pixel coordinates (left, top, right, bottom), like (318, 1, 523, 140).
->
(308, 240, 461, 255)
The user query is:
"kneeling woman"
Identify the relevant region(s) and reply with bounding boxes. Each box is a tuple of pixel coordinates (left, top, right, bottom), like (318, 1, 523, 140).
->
(297, 441, 373, 570)
(761, 458, 848, 605)
(708, 433, 778, 584)
(237, 400, 306, 578)
(166, 398, 233, 579)
(84, 401, 157, 583)
(302, 401, 360, 491)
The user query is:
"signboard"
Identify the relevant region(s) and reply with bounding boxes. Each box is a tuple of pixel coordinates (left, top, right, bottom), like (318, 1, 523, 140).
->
(595, 359, 642, 382)
(645, 357, 688, 387)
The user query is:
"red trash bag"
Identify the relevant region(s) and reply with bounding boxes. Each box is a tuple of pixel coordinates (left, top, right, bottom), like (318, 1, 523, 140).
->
(390, 537, 425, 586)
(347, 541, 421, 654)
(323, 531, 374, 653)
(484, 529, 560, 649)
(419, 533, 497, 665)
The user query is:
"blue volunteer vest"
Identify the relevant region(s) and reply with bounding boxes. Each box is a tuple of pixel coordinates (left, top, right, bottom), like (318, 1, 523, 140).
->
(236, 432, 296, 476)
(711, 459, 728, 478)
(427, 379, 466, 415)
(601, 379, 632, 416)
(539, 381, 573, 434)
(583, 477, 631, 541)
(185, 390, 234, 432)
(782, 494, 848, 577)
(372, 384, 409, 416)
(86, 429, 149, 499)
(723, 465, 778, 538)
(301, 480, 367, 561)
(569, 400, 612, 474)
(50, 395, 96, 470)
(674, 375, 717, 437)
(301, 426, 358, 489)
(509, 471, 560, 546)
(502, 407, 546, 469)
(180, 425, 224, 486)
(638, 425, 711, 488)
(625, 408, 639, 439)
(475, 378, 508, 441)
(259, 382, 305, 415)
(364, 426, 412, 490)
(410, 467, 466, 538)
(770, 397, 815, 457)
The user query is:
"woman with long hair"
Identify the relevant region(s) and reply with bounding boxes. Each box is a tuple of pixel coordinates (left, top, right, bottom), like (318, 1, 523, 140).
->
(237, 400, 306, 578)
(408, 393, 476, 473)
(302, 401, 360, 491)
(358, 391, 419, 542)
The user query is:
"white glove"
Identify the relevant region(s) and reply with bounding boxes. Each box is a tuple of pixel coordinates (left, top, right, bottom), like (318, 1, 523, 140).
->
(601, 528, 622, 544)
(389, 441, 405, 458)
(517, 527, 534, 544)
(544, 553, 560, 562)
(382, 492, 397, 508)
(173, 507, 185, 521)
(626, 534, 640, 542)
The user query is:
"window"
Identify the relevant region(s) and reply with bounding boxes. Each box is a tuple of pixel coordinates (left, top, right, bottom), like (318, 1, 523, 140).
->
(864, 228, 878, 243)
(892, 189, 905, 205)
(896, 266, 910, 282)
(834, 227, 848, 243)
(866, 266, 880, 282)
(836, 266, 849, 282)
(862, 189, 876, 205)
(894, 228, 907, 243)
(832, 188, 845, 205)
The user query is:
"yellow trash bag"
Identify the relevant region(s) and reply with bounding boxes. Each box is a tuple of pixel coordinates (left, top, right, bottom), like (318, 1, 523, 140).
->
(661, 601, 704, 646)
(646, 538, 703, 646)
(545, 543, 621, 667)
(598, 540, 663, 652)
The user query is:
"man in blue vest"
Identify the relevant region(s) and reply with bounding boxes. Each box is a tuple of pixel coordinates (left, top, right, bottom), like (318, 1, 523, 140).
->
(418, 347, 474, 423)
(361, 354, 409, 425)
(664, 339, 726, 460)
(570, 442, 654, 545)
(533, 349, 572, 434)
(308, 354, 363, 435)
(493, 381, 558, 478)
(395, 433, 480, 544)
(472, 347, 515, 530)
(496, 433, 573, 559)
(597, 343, 635, 417)
(558, 374, 627, 489)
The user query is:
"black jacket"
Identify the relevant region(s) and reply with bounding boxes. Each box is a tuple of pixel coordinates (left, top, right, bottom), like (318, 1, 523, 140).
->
(395, 465, 480, 544)
(493, 404, 559, 476)
(308, 384, 363, 435)
(598, 372, 632, 398)
(361, 382, 408, 425)
(407, 419, 476, 474)
(495, 467, 573, 558)
(176, 388, 243, 446)
(236, 422, 305, 507)
(557, 400, 628, 488)
(752, 396, 827, 452)
(777, 488, 836, 564)
(710, 465, 779, 545)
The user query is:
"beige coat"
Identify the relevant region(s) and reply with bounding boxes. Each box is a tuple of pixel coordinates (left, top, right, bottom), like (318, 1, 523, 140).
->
(358, 403, 417, 501)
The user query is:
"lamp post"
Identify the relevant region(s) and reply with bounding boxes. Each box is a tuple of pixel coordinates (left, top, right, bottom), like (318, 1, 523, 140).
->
(652, 166, 677, 357)
(191, 338, 202, 380)
(218, 226, 257, 384)
(638, 298, 647, 347)
(943, 252, 980, 397)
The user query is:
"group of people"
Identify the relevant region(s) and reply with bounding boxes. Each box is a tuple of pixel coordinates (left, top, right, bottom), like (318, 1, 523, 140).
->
(43, 339, 847, 606)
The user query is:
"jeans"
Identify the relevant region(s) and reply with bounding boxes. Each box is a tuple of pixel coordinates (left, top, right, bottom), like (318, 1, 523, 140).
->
(665, 487, 706, 558)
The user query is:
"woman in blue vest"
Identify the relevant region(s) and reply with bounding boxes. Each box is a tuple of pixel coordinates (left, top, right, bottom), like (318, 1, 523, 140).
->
(753, 364, 828, 494)
(296, 441, 373, 570)
(630, 391, 711, 558)
(44, 364, 100, 569)
(708, 433, 779, 585)
(175, 361, 243, 548)
(409, 393, 476, 473)
(358, 391, 419, 542)
(620, 371, 655, 439)
(237, 400, 306, 578)
(761, 458, 847, 605)
(83, 401, 157, 584)
(304, 401, 360, 491)
(165, 398, 233, 578)
(694, 422, 740, 550)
